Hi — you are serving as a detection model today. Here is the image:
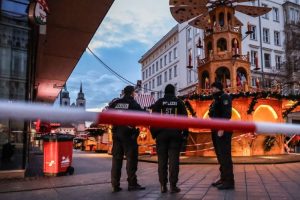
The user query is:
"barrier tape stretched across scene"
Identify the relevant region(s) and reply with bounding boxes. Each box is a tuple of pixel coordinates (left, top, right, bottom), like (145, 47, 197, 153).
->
(0, 101, 300, 135)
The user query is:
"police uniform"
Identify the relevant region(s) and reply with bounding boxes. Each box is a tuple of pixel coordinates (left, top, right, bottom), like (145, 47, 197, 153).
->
(151, 84, 188, 193)
(209, 88, 234, 189)
(109, 86, 145, 192)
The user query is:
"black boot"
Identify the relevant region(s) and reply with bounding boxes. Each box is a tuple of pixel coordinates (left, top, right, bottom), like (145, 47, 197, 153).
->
(161, 184, 168, 193)
(211, 179, 223, 187)
(112, 186, 122, 193)
(217, 182, 235, 190)
(128, 183, 146, 191)
(170, 185, 181, 193)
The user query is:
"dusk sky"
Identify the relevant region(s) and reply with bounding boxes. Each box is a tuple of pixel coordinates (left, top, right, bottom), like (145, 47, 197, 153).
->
(62, 0, 177, 111)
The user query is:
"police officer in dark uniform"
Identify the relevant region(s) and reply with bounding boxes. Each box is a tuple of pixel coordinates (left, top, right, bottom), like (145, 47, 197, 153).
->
(109, 85, 145, 192)
(150, 84, 188, 193)
(209, 82, 234, 190)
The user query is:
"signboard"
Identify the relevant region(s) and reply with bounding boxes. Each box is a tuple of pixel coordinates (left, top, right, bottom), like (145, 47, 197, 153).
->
(28, 0, 50, 25)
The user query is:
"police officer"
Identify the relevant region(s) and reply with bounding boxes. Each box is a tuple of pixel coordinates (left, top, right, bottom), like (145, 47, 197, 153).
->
(109, 85, 145, 192)
(209, 82, 234, 190)
(150, 84, 188, 193)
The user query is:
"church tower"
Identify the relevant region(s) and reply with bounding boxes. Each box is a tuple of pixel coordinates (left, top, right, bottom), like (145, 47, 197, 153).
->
(197, 5, 251, 93)
(76, 82, 86, 109)
(61, 84, 70, 107)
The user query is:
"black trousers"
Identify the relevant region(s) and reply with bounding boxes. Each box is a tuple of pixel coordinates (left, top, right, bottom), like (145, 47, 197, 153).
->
(111, 131, 138, 187)
(156, 131, 182, 186)
(211, 131, 234, 183)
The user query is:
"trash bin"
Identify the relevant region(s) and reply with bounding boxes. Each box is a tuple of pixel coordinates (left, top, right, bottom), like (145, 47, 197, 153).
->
(42, 134, 75, 176)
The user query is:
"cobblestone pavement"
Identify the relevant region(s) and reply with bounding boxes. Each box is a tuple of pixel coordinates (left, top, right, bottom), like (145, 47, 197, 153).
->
(1, 151, 300, 200)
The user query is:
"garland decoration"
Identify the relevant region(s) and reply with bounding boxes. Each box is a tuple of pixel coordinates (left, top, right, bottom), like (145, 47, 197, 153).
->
(179, 91, 300, 116)
(179, 91, 298, 101)
(263, 136, 276, 152)
(184, 100, 197, 117)
(247, 93, 259, 114)
(282, 101, 300, 118)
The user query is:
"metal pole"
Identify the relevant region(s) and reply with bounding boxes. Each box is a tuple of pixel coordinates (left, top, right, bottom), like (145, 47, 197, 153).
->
(258, 0, 265, 88)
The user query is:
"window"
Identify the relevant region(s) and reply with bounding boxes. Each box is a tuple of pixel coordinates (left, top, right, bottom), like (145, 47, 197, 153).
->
(164, 71, 167, 82)
(217, 38, 227, 51)
(173, 47, 177, 59)
(142, 71, 145, 80)
(274, 31, 280, 46)
(251, 78, 256, 87)
(152, 79, 155, 89)
(156, 61, 158, 72)
(187, 70, 192, 83)
(262, 4, 269, 19)
(273, 7, 279, 22)
(290, 8, 295, 22)
(157, 75, 162, 86)
(174, 65, 177, 77)
(275, 55, 281, 70)
(164, 55, 167, 66)
(187, 28, 192, 40)
(250, 50, 258, 66)
(265, 79, 272, 88)
(158, 90, 162, 98)
(250, 25, 257, 40)
(152, 64, 154, 75)
(169, 68, 172, 80)
(296, 10, 300, 23)
(197, 48, 201, 56)
(263, 28, 270, 43)
(148, 67, 151, 76)
(188, 48, 193, 66)
(264, 53, 271, 68)
(144, 83, 148, 92)
(160, 58, 163, 68)
(149, 81, 151, 90)
(174, 83, 178, 95)
(169, 51, 172, 63)
(146, 69, 148, 78)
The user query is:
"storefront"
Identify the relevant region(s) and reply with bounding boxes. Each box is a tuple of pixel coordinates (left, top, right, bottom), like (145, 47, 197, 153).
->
(0, 0, 114, 178)
(0, 0, 32, 176)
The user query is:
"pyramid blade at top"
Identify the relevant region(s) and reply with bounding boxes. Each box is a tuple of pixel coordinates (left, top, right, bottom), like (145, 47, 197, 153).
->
(170, 5, 208, 23)
(188, 12, 211, 29)
(235, 5, 272, 17)
(170, 0, 209, 7)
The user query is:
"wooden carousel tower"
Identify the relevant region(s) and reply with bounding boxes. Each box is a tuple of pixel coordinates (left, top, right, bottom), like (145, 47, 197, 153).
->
(170, 0, 271, 92)
(168, 1, 293, 157)
(195, 5, 251, 92)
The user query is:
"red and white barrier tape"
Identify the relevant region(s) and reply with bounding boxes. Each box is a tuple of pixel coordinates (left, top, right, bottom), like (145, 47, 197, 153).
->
(0, 101, 299, 135)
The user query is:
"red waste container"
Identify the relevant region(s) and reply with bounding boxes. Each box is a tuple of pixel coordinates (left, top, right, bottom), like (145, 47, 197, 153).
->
(43, 134, 74, 176)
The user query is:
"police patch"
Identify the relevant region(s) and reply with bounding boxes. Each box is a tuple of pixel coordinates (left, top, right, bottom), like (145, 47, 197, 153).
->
(223, 99, 229, 105)
(115, 103, 129, 109)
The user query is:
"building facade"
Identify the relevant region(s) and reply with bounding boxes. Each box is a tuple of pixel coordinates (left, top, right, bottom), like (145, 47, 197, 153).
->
(0, 0, 33, 173)
(140, 0, 300, 98)
(0, 0, 113, 178)
(283, 0, 300, 94)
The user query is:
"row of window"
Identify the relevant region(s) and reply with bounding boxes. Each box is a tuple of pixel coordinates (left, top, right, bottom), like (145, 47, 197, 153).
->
(143, 36, 177, 66)
(250, 50, 282, 70)
(289, 7, 300, 24)
(261, 4, 280, 22)
(143, 65, 178, 92)
(251, 77, 278, 88)
(250, 26, 281, 46)
(142, 47, 178, 80)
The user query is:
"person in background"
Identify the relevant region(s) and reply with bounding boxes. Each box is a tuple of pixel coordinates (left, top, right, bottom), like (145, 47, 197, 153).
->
(109, 85, 145, 192)
(150, 84, 188, 193)
(209, 81, 234, 190)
